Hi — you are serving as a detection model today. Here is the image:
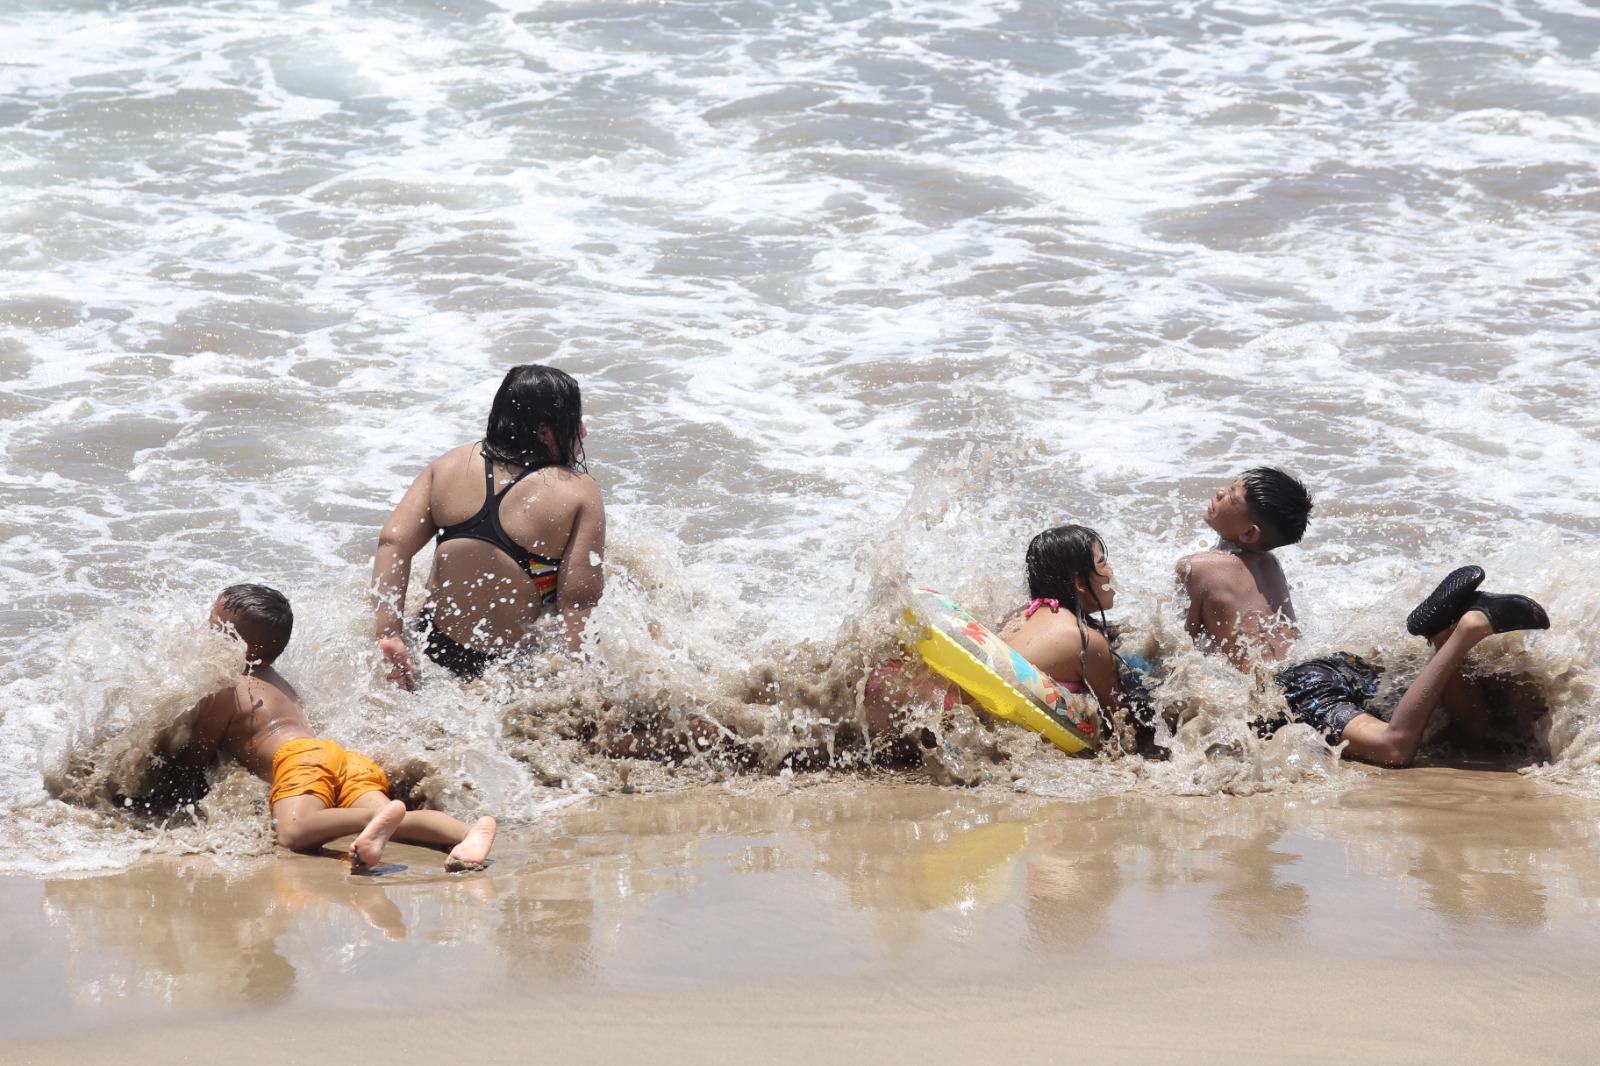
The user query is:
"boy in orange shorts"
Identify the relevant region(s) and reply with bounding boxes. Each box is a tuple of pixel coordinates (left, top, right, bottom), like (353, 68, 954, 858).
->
(173, 584, 496, 871)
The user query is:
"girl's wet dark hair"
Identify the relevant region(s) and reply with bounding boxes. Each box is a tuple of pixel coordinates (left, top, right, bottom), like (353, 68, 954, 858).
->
(1025, 524, 1110, 626)
(482, 364, 584, 471)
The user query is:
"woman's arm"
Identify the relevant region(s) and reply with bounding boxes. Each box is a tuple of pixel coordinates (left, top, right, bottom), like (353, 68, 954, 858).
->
(554, 478, 606, 655)
(371, 463, 438, 688)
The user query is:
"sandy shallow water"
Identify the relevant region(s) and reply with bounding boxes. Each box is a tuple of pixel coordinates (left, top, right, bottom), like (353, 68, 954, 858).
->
(7, 767, 1600, 1063)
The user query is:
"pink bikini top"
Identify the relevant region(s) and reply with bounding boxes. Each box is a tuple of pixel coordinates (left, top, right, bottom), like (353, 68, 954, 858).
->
(1024, 597, 1059, 618)
(1019, 598, 1085, 693)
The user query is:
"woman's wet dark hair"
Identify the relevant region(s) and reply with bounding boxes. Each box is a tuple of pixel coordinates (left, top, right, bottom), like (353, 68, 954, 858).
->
(482, 364, 584, 471)
(1025, 524, 1110, 625)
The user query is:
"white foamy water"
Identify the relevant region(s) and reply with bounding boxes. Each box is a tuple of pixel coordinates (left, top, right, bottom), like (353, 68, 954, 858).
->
(1, 0, 1597, 873)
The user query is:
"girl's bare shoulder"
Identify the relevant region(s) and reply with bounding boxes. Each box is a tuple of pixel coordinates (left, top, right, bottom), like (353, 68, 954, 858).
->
(1010, 608, 1087, 645)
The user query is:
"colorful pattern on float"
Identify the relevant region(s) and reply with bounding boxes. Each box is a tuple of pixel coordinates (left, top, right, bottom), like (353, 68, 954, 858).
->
(900, 587, 1099, 755)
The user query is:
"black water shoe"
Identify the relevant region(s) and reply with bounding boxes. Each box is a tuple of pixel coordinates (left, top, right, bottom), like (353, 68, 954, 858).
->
(1464, 591, 1550, 635)
(1405, 565, 1485, 637)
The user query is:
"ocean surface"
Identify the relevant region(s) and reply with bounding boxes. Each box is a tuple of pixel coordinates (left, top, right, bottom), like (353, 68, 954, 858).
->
(1, 0, 1597, 875)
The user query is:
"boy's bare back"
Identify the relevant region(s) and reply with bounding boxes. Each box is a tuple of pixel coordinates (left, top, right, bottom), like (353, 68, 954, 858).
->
(1178, 548, 1298, 669)
(182, 666, 313, 780)
(1175, 470, 1313, 672)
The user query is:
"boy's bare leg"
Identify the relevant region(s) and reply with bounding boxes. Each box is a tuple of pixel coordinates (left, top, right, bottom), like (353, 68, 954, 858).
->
(367, 798, 497, 870)
(1339, 613, 1494, 767)
(389, 809, 472, 847)
(272, 792, 495, 870)
(283, 792, 403, 869)
(271, 794, 380, 852)
(1429, 624, 1493, 745)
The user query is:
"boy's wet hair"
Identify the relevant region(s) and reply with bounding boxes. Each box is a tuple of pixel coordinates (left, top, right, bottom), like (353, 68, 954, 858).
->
(1240, 467, 1313, 548)
(1026, 524, 1110, 624)
(218, 583, 294, 665)
(483, 364, 584, 471)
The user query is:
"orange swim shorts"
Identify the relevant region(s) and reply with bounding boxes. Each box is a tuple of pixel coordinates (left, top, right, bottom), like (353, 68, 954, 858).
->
(268, 738, 391, 809)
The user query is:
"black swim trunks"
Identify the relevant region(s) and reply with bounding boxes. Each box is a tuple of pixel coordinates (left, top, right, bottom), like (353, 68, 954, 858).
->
(1256, 653, 1381, 746)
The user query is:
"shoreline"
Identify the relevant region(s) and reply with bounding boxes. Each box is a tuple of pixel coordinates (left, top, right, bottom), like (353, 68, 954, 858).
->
(7, 770, 1600, 1062)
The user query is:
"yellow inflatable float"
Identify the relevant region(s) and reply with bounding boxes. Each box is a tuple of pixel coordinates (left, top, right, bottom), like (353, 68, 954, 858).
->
(901, 587, 1099, 755)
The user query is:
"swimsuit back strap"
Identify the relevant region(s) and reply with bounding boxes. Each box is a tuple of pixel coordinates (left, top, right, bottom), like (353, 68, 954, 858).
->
(496, 466, 538, 498)
(483, 443, 543, 500)
(480, 443, 497, 500)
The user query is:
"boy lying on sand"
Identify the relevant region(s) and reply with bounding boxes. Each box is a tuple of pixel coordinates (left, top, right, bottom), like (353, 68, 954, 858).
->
(1177, 467, 1550, 767)
(171, 583, 496, 871)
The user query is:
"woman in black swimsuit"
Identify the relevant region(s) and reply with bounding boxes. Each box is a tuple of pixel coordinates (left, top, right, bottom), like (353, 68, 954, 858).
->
(370, 365, 606, 686)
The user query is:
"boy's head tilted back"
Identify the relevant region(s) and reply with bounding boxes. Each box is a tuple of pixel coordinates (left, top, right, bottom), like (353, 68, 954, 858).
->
(1240, 467, 1313, 548)
(1205, 467, 1313, 550)
(212, 583, 294, 666)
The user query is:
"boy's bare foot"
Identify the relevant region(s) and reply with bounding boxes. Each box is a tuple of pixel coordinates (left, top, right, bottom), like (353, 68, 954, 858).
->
(445, 816, 497, 872)
(349, 799, 406, 870)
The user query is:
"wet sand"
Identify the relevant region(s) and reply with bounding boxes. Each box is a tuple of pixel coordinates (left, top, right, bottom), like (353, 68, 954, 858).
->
(7, 768, 1600, 1064)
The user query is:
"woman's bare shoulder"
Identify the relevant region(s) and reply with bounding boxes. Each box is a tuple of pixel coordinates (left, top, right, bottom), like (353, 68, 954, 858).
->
(523, 465, 603, 502)
(434, 441, 482, 466)
(418, 442, 483, 483)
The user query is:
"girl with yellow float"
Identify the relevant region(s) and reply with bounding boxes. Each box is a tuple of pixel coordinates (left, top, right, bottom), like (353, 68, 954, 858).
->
(872, 525, 1155, 758)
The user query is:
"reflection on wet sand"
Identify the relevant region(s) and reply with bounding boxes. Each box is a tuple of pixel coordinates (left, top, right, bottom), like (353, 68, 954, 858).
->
(37, 851, 504, 1014)
(1298, 770, 1592, 929)
(18, 770, 1600, 1029)
(42, 858, 300, 1011)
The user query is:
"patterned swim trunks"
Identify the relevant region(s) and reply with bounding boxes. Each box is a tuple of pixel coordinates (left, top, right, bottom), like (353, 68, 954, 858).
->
(1255, 653, 1382, 746)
